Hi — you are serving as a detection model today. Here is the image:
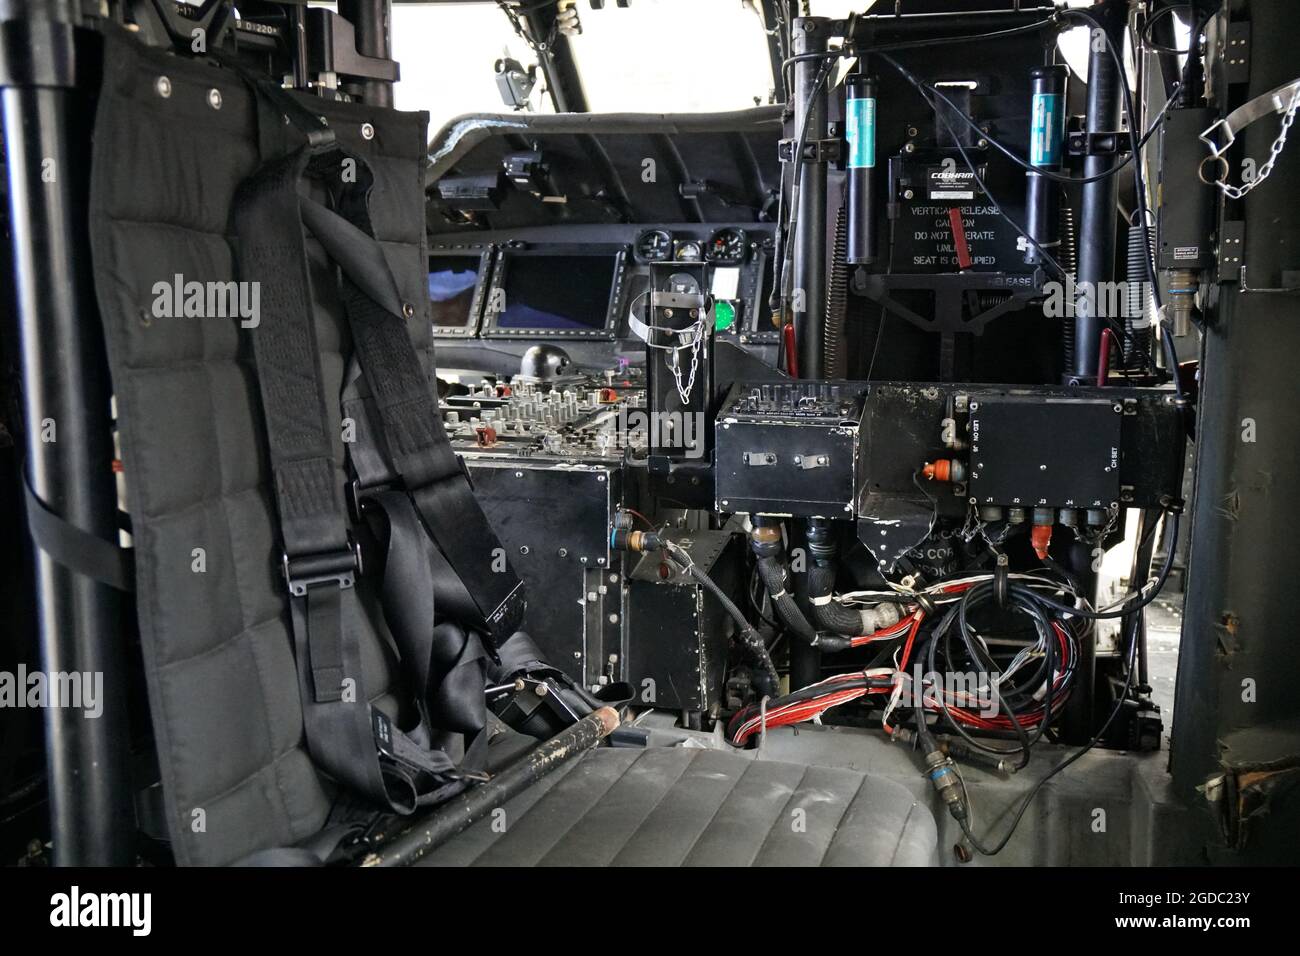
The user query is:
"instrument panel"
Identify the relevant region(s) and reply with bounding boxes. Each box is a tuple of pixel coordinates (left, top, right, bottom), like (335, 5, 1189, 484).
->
(634, 227, 749, 265)
(431, 223, 778, 344)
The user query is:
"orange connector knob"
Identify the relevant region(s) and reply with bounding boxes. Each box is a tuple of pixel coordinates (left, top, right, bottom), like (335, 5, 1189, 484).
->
(1031, 524, 1053, 561)
(921, 459, 966, 482)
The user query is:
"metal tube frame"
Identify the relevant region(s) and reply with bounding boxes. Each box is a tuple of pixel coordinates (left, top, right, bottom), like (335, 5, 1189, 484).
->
(1070, 0, 1127, 385)
(1, 0, 135, 865)
(791, 15, 829, 380)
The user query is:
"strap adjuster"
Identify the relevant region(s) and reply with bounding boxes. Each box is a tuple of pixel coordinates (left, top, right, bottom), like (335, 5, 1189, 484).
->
(346, 477, 393, 523)
(282, 538, 362, 596)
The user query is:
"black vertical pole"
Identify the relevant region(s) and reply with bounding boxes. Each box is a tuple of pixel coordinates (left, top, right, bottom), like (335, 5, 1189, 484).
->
(791, 16, 828, 379)
(1, 0, 135, 864)
(338, 0, 394, 108)
(1071, 0, 1126, 384)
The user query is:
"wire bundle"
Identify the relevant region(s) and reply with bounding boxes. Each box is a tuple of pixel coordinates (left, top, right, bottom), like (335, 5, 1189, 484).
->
(726, 670, 896, 747)
(724, 573, 1082, 749)
(904, 581, 1080, 765)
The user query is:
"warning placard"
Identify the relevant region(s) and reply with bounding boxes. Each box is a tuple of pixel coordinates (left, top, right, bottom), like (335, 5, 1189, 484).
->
(897, 203, 1008, 270)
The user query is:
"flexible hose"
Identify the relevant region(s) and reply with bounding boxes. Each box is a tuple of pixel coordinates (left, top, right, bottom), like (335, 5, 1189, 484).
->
(756, 556, 849, 652)
(806, 564, 903, 635)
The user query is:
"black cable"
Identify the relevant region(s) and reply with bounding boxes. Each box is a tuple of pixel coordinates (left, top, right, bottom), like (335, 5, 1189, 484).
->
(748, 564, 781, 632)
(921, 584, 1060, 771)
(1141, 2, 1216, 56)
(958, 582, 1059, 751)
(779, 50, 844, 98)
(957, 608, 1140, 856)
(1027, 506, 1180, 624)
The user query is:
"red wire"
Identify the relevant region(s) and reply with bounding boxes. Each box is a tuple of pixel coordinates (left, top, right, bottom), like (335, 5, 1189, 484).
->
(730, 588, 1078, 744)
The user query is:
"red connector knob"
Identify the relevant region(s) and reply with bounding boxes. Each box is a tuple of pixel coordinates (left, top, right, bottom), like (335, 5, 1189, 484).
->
(1030, 524, 1053, 561)
(922, 459, 967, 483)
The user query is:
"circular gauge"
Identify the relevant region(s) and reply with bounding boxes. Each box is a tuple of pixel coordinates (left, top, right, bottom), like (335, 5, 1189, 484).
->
(666, 272, 702, 295)
(673, 240, 703, 262)
(706, 227, 748, 263)
(634, 229, 672, 262)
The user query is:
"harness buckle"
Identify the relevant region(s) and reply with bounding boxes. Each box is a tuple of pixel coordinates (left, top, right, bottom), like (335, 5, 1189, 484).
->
(282, 537, 362, 597)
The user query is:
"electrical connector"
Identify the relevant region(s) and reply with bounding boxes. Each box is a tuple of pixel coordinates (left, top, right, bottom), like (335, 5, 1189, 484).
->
(924, 748, 969, 822)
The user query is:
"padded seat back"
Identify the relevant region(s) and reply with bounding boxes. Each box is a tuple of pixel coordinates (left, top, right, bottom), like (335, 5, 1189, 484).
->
(89, 33, 434, 865)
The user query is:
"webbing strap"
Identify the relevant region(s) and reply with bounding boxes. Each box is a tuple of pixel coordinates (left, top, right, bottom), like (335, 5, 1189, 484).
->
(233, 143, 466, 815)
(299, 194, 525, 646)
(22, 477, 134, 592)
(367, 490, 491, 749)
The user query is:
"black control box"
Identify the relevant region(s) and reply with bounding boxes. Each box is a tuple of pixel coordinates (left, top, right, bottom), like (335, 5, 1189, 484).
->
(626, 528, 743, 713)
(1156, 107, 1218, 270)
(714, 382, 867, 517)
(969, 395, 1122, 509)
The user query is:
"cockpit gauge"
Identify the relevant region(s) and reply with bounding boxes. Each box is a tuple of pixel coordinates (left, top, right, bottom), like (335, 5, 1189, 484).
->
(666, 272, 702, 296)
(634, 229, 673, 262)
(706, 227, 747, 263)
(673, 239, 703, 262)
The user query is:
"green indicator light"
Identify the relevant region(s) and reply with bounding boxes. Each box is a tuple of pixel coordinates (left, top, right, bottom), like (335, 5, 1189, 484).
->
(714, 300, 736, 331)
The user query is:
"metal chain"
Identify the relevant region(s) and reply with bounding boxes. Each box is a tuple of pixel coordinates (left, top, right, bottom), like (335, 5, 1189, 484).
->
(669, 323, 703, 406)
(1218, 89, 1300, 200)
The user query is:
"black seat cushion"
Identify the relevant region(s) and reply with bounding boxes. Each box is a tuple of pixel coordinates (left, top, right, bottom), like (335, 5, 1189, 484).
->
(417, 746, 939, 866)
